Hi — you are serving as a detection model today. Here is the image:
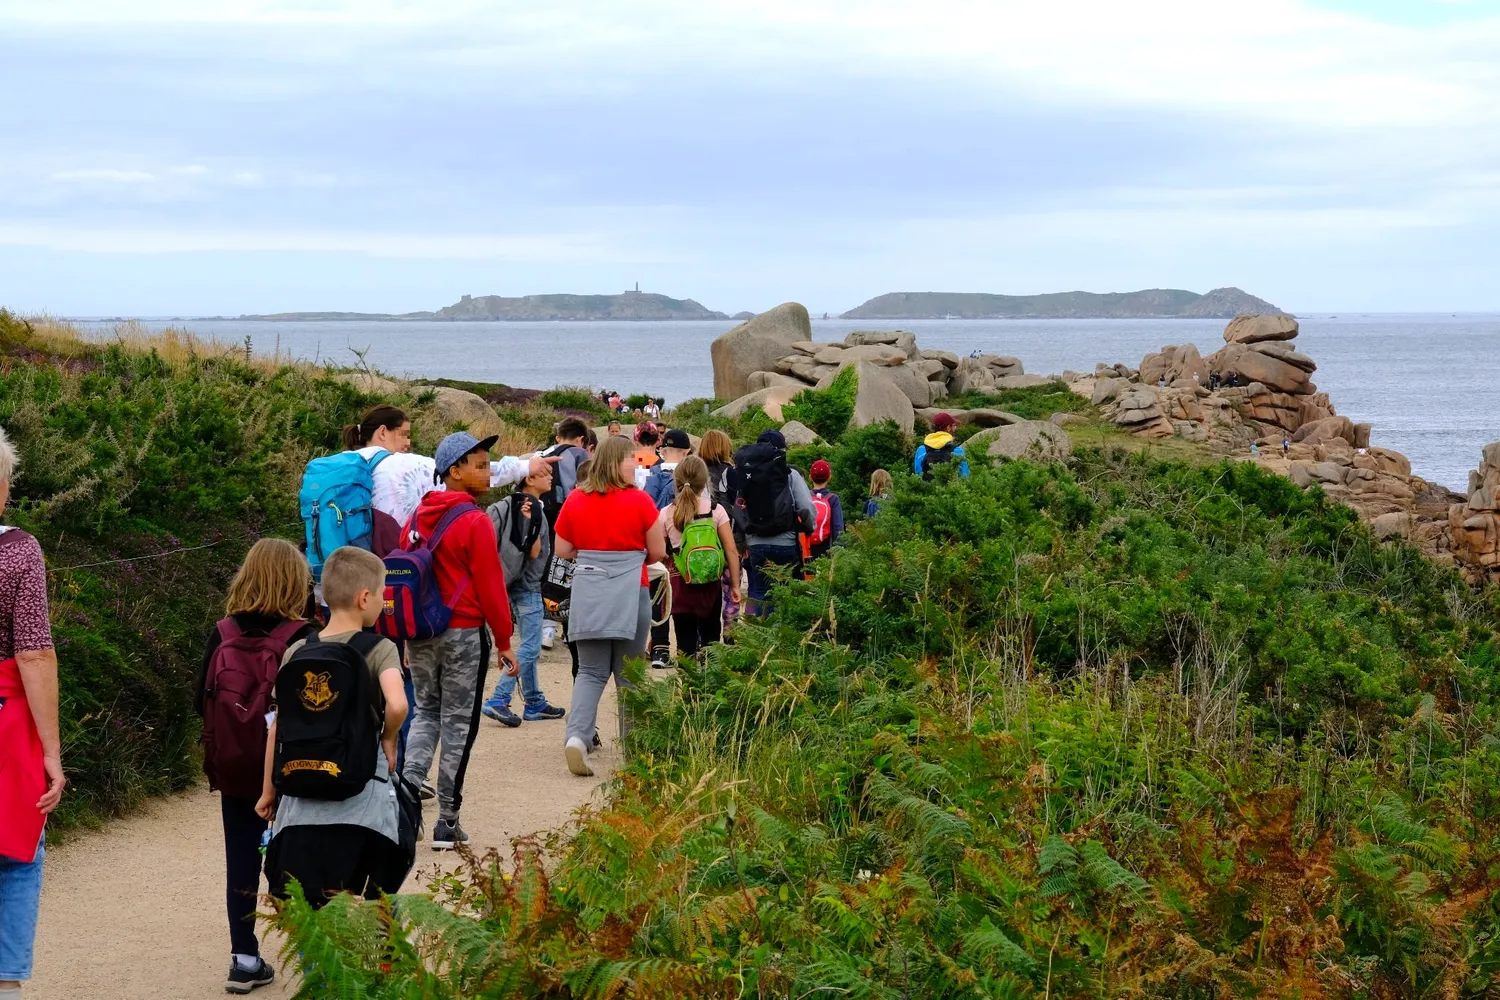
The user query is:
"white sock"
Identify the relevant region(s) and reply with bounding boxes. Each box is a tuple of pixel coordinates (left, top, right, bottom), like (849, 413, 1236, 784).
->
(0, 988, 23, 999)
(234, 954, 260, 971)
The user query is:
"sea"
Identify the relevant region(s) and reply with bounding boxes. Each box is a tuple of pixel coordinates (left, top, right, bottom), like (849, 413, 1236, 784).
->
(74, 314, 1500, 493)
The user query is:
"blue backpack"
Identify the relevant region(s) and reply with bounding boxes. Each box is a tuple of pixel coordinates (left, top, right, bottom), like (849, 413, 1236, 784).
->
(375, 503, 477, 642)
(299, 450, 390, 581)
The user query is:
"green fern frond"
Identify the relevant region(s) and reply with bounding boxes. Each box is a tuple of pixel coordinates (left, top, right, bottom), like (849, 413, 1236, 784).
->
(1079, 841, 1148, 901)
(1038, 834, 1078, 874)
(961, 916, 1037, 972)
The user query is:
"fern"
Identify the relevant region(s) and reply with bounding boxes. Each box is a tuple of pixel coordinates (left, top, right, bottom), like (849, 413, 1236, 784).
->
(961, 917, 1037, 973)
(1038, 834, 1078, 874)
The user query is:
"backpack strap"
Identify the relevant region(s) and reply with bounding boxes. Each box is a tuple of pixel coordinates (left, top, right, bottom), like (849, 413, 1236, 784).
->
(215, 617, 244, 644)
(423, 503, 481, 552)
(267, 619, 309, 648)
(347, 631, 384, 662)
(368, 449, 392, 472)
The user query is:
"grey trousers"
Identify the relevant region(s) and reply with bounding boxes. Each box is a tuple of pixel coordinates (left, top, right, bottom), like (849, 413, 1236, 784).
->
(402, 626, 490, 822)
(566, 587, 650, 747)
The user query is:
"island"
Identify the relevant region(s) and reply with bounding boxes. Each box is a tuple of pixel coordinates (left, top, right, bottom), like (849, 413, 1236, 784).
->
(840, 286, 1281, 320)
(237, 289, 731, 322)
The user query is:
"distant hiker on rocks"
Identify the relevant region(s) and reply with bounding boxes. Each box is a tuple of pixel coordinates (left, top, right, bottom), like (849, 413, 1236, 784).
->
(396, 432, 518, 851)
(735, 430, 816, 617)
(258, 547, 409, 911)
(914, 413, 970, 480)
(1282, 438, 1290, 457)
(553, 434, 665, 777)
(865, 469, 894, 518)
(802, 459, 844, 563)
(481, 462, 566, 728)
(196, 538, 315, 994)
(0, 427, 63, 1000)
(657, 456, 740, 658)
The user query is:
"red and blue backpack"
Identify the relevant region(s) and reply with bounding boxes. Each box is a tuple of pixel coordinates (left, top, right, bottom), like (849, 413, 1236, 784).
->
(376, 503, 477, 641)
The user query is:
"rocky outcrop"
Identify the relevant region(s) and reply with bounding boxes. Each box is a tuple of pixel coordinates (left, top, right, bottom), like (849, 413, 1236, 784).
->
(969, 421, 1071, 462)
(818, 361, 915, 433)
(711, 385, 801, 421)
(1222, 314, 1299, 345)
(1139, 344, 1208, 387)
(412, 385, 497, 433)
(710, 303, 813, 399)
(1450, 443, 1500, 580)
(779, 420, 821, 446)
(727, 317, 1038, 416)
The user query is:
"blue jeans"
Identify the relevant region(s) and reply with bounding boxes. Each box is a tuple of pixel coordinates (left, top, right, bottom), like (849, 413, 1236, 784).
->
(0, 834, 44, 981)
(745, 543, 803, 618)
(486, 590, 546, 711)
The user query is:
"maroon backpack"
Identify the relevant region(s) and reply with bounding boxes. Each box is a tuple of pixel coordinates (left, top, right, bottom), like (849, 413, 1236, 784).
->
(202, 618, 306, 799)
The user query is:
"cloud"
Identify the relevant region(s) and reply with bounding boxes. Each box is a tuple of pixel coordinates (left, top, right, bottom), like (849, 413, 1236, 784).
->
(50, 168, 155, 183)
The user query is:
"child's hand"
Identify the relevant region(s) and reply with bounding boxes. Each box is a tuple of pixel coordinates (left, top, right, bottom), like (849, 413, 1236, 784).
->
(255, 791, 277, 822)
(730, 583, 743, 606)
(383, 741, 398, 775)
(499, 647, 520, 677)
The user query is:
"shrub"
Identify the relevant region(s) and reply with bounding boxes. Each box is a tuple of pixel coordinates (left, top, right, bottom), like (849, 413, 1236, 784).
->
(538, 385, 608, 417)
(782, 366, 857, 442)
(942, 379, 1090, 420)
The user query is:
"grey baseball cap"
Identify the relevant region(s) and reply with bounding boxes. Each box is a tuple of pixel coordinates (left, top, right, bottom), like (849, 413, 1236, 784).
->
(432, 431, 499, 483)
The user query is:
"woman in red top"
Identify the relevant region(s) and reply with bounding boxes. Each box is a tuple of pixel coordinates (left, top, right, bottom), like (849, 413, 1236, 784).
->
(0, 426, 63, 996)
(553, 435, 666, 777)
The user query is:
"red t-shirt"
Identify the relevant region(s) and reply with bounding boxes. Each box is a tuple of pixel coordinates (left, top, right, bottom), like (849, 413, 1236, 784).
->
(554, 486, 659, 584)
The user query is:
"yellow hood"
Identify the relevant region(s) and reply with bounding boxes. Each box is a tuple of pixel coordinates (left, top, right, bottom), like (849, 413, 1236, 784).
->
(923, 431, 955, 449)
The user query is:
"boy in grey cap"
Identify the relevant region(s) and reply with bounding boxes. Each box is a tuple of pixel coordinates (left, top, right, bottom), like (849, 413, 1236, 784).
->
(399, 432, 518, 850)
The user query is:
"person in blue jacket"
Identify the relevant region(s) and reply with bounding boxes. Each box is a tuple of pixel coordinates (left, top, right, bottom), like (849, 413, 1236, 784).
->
(913, 412, 970, 480)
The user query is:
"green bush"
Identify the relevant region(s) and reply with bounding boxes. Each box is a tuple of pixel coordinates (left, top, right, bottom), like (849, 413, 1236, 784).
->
(0, 324, 396, 828)
(942, 379, 1091, 420)
(538, 385, 608, 417)
(277, 446, 1500, 996)
(787, 421, 911, 513)
(781, 366, 857, 442)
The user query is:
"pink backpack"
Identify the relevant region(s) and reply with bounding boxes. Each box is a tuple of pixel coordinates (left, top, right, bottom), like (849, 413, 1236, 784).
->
(201, 618, 306, 799)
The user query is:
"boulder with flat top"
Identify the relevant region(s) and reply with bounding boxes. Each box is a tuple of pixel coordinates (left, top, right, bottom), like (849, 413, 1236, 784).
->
(711, 302, 813, 399)
(815, 360, 915, 433)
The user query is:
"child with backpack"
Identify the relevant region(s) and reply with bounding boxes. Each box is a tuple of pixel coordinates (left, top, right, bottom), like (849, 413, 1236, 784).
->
(800, 459, 844, 564)
(481, 462, 566, 727)
(395, 432, 518, 850)
(864, 468, 894, 518)
(632, 423, 661, 488)
(255, 547, 408, 916)
(657, 456, 742, 658)
(644, 428, 692, 510)
(195, 538, 316, 994)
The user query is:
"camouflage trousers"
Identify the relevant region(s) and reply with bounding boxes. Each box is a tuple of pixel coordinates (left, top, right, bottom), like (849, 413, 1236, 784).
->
(402, 626, 491, 822)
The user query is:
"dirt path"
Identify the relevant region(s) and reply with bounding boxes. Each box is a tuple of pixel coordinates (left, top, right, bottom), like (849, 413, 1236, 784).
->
(28, 643, 621, 999)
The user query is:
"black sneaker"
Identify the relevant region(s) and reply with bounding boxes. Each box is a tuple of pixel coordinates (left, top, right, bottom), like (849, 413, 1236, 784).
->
(482, 701, 522, 727)
(419, 780, 436, 801)
(591, 730, 602, 751)
(522, 703, 565, 721)
(226, 957, 275, 994)
(431, 817, 469, 851)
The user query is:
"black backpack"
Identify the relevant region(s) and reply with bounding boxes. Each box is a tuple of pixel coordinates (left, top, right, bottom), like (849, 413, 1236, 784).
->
(538, 443, 586, 529)
(272, 632, 381, 801)
(920, 441, 958, 481)
(735, 443, 800, 537)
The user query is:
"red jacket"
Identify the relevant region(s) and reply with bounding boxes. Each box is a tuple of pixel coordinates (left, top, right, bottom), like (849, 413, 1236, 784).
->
(404, 490, 513, 645)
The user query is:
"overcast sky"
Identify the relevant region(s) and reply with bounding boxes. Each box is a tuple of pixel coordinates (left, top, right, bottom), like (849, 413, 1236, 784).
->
(1, 0, 1497, 316)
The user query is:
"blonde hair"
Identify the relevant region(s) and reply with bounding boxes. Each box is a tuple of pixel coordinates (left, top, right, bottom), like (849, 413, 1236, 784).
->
(321, 546, 387, 611)
(671, 455, 710, 532)
(869, 468, 894, 499)
(0, 425, 17, 485)
(580, 434, 636, 494)
(698, 428, 733, 466)
(226, 538, 311, 621)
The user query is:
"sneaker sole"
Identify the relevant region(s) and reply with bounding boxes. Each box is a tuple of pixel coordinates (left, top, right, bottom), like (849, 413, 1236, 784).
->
(482, 707, 522, 728)
(431, 840, 456, 851)
(565, 742, 594, 776)
(225, 975, 273, 994)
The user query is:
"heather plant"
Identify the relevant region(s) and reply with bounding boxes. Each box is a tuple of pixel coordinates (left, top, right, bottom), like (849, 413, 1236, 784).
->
(274, 446, 1500, 996)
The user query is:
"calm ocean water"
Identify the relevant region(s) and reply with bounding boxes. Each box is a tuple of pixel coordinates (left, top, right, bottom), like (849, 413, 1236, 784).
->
(77, 314, 1500, 492)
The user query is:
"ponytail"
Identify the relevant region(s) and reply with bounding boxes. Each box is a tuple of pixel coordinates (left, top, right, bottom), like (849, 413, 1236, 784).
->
(672, 456, 710, 533)
(343, 404, 408, 450)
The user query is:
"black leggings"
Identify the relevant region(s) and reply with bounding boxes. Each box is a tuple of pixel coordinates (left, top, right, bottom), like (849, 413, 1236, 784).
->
(220, 794, 267, 957)
(672, 613, 722, 658)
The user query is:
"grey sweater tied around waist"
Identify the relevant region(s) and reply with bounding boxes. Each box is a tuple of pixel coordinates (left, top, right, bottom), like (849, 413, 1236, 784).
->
(567, 549, 648, 642)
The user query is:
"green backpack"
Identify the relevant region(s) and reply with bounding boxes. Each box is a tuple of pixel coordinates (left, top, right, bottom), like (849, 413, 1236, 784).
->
(675, 512, 726, 585)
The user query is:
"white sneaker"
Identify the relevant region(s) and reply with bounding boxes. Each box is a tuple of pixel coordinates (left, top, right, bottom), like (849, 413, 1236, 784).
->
(565, 736, 594, 776)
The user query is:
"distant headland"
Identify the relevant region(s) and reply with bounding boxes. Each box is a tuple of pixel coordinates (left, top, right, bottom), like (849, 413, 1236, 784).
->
(237, 289, 741, 322)
(231, 285, 1280, 323)
(840, 287, 1280, 320)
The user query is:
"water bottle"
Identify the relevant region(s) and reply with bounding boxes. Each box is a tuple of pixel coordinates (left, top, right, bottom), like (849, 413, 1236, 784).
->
(259, 828, 272, 856)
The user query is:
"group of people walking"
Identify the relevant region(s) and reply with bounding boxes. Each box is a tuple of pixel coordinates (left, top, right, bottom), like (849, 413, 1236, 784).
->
(0, 394, 940, 997)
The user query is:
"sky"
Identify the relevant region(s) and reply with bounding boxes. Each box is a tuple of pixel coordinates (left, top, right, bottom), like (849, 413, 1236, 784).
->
(0, 0, 1497, 316)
